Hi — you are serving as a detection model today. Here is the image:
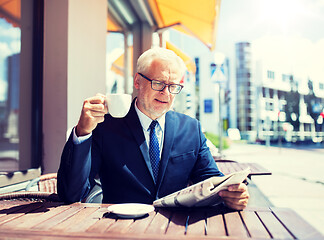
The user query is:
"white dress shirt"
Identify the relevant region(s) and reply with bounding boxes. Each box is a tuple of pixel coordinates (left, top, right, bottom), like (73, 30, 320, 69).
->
(134, 102, 165, 158)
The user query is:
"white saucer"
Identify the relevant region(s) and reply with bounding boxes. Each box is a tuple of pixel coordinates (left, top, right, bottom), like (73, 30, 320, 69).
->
(107, 203, 155, 218)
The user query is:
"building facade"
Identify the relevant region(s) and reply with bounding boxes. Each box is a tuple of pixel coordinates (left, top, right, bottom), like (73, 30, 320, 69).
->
(235, 42, 257, 141)
(235, 41, 324, 143)
(196, 52, 230, 136)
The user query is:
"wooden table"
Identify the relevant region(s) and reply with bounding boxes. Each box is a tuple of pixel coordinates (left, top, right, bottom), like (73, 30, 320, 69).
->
(216, 161, 272, 178)
(0, 200, 322, 239)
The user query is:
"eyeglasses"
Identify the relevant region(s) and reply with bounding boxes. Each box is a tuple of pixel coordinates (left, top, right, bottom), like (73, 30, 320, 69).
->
(138, 72, 183, 94)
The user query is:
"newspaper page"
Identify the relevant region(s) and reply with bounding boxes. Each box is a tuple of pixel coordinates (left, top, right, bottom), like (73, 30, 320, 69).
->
(153, 168, 250, 207)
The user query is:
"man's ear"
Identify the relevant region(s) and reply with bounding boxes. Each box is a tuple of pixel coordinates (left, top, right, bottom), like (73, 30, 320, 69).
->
(134, 73, 140, 89)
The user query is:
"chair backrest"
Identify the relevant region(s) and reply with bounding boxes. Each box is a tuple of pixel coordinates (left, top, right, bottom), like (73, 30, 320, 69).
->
(84, 188, 103, 203)
(26, 173, 57, 193)
(38, 173, 57, 193)
(0, 191, 61, 202)
(83, 178, 103, 203)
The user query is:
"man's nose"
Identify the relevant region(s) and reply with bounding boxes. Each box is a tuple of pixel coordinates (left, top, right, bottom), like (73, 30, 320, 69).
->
(160, 86, 170, 94)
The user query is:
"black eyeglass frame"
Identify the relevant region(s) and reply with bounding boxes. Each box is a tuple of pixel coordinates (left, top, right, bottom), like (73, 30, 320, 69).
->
(138, 72, 184, 94)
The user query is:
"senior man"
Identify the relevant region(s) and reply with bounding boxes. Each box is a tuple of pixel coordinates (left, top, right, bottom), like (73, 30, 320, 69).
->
(57, 47, 249, 210)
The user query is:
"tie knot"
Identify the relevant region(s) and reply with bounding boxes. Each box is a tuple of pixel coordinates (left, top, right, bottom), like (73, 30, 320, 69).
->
(149, 120, 158, 130)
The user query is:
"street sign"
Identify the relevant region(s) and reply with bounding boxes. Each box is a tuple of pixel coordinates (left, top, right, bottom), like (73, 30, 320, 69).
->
(204, 99, 213, 113)
(211, 65, 226, 83)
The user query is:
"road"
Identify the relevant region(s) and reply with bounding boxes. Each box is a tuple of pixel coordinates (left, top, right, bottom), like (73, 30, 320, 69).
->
(223, 142, 324, 235)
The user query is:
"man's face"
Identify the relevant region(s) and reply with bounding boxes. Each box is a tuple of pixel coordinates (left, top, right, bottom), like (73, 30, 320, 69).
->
(134, 59, 183, 120)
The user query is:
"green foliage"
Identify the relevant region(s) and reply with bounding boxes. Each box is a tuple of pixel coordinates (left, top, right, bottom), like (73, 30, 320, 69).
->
(285, 91, 300, 130)
(204, 132, 229, 150)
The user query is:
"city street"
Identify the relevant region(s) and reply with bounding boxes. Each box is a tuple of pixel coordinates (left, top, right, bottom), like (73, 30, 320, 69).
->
(223, 142, 324, 235)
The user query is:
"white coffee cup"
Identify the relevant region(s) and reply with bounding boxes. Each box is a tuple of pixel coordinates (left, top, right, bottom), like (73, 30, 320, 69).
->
(106, 94, 132, 118)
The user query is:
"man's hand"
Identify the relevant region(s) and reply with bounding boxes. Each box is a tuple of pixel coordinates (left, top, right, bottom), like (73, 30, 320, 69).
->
(76, 93, 108, 136)
(218, 182, 249, 210)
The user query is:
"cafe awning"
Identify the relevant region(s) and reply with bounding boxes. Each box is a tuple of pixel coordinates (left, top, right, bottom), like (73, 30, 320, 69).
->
(2, 0, 221, 50)
(0, 0, 20, 27)
(165, 41, 196, 73)
(111, 41, 196, 76)
(107, 0, 221, 51)
(148, 0, 221, 50)
(107, 14, 123, 33)
(111, 47, 133, 77)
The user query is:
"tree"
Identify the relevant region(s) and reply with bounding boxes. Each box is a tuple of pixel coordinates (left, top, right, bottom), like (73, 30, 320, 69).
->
(285, 91, 300, 131)
(304, 80, 323, 129)
(285, 76, 300, 131)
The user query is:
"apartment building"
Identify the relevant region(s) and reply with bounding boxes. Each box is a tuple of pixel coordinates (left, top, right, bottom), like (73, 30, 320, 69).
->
(236, 42, 324, 143)
(235, 42, 257, 141)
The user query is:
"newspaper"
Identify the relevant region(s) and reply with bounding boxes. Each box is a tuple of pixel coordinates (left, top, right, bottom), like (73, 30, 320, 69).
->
(153, 168, 251, 207)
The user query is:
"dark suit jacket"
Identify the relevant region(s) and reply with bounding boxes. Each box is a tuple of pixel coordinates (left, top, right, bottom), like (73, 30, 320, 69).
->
(57, 100, 223, 203)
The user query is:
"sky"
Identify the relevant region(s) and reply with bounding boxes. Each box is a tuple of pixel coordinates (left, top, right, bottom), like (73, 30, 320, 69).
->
(169, 0, 324, 85)
(216, 0, 324, 50)
(217, 0, 324, 81)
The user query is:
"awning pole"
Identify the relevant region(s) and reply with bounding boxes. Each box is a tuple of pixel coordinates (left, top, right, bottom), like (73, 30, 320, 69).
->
(124, 32, 129, 94)
(159, 32, 163, 47)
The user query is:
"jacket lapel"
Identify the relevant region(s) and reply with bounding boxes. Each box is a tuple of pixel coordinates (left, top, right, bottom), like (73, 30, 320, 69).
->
(124, 99, 155, 183)
(156, 111, 175, 190)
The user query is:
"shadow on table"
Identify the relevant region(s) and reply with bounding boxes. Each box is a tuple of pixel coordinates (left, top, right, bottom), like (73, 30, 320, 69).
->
(157, 203, 236, 225)
(103, 211, 150, 220)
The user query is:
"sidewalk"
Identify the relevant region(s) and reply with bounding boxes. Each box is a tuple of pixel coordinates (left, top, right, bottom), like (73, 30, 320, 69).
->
(223, 142, 324, 235)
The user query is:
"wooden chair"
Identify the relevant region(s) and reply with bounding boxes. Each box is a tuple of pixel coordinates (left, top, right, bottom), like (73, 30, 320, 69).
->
(82, 178, 103, 203)
(25, 173, 57, 193)
(0, 191, 60, 202)
(84, 188, 103, 203)
(25, 173, 103, 203)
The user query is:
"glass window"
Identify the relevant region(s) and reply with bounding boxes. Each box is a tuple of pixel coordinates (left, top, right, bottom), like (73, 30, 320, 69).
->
(0, 2, 21, 171)
(106, 32, 127, 94)
(267, 70, 275, 80)
(319, 83, 324, 90)
(0, 0, 38, 171)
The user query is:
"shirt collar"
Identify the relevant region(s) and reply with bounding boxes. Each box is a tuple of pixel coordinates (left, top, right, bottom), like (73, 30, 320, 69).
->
(134, 99, 165, 132)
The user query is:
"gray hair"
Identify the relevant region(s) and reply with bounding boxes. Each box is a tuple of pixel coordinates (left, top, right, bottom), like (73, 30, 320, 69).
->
(136, 47, 186, 78)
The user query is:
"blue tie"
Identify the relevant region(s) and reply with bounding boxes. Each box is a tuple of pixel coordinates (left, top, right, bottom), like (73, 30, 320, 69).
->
(149, 120, 160, 182)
